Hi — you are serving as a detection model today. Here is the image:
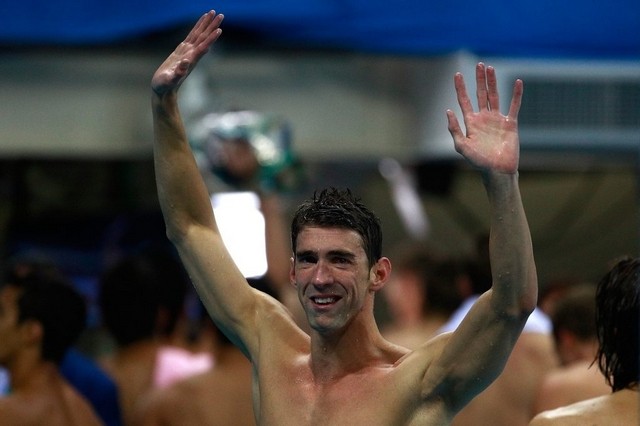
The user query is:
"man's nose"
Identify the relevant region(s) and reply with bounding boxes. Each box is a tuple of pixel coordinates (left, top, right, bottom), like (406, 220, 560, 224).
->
(311, 261, 333, 286)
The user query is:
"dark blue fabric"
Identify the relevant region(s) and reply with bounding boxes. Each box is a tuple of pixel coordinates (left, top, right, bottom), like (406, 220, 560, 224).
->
(61, 349, 123, 426)
(0, 1, 638, 58)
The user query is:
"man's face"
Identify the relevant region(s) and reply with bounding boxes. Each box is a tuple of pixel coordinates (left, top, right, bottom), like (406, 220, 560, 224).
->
(0, 286, 23, 365)
(291, 226, 373, 333)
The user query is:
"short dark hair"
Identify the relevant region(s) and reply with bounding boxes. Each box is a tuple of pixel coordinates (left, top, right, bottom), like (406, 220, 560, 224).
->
(551, 284, 597, 343)
(291, 188, 383, 267)
(98, 253, 161, 346)
(595, 256, 640, 392)
(98, 248, 189, 346)
(2, 260, 87, 365)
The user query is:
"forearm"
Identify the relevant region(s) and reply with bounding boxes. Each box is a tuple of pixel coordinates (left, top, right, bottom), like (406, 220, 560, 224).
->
(152, 91, 217, 242)
(483, 170, 537, 316)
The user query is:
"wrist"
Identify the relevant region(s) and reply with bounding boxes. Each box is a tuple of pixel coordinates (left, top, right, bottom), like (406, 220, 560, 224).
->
(482, 169, 518, 189)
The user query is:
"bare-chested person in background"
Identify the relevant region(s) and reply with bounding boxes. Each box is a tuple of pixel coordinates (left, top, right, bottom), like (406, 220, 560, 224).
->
(0, 259, 103, 425)
(529, 257, 640, 426)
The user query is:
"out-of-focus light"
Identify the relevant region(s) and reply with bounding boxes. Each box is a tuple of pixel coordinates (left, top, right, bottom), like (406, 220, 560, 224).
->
(211, 191, 267, 278)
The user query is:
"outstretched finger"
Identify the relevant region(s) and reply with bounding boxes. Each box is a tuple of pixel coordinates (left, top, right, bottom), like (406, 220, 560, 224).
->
(475, 63, 488, 111)
(446, 109, 465, 153)
(454, 72, 474, 118)
(507, 79, 523, 120)
(185, 11, 213, 44)
(187, 11, 223, 47)
(193, 13, 223, 48)
(486, 66, 500, 112)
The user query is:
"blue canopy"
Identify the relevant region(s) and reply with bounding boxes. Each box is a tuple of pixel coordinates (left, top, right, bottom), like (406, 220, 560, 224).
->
(1, 1, 639, 58)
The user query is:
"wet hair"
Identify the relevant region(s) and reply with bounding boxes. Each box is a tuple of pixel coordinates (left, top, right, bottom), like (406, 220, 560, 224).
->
(1, 258, 87, 365)
(291, 188, 382, 267)
(595, 256, 640, 392)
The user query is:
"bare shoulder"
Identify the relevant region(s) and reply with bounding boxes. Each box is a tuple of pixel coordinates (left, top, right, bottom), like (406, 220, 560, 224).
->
(530, 391, 639, 426)
(0, 396, 21, 421)
(516, 332, 557, 365)
(133, 381, 186, 425)
(391, 332, 453, 393)
(254, 289, 310, 346)
(529, 399, 599, 426)
(397, 332, 452, 366)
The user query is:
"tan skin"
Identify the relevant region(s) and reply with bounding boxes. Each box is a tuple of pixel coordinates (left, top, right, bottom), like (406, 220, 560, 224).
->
(152, 10, 537, 425)
(528, 388, 639, 426)
(133, 341, 254, 426)
(99, 339, 160, 426)
(452, 332, 558, 426)
(531, 330, 608, 415)
(0, 287, 103, 426)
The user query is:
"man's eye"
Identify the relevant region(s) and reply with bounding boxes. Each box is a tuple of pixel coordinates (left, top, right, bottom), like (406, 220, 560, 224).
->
(298, 255, 316, 264)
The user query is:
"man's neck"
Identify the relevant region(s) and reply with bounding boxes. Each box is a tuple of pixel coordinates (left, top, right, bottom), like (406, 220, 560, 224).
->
(308, 322, 403, 383)
(9, 359, 61, 392)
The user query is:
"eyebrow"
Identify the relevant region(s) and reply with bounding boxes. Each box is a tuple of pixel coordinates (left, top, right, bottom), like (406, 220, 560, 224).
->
(327, 250, 356, 260)
(295, 249, 356, 259)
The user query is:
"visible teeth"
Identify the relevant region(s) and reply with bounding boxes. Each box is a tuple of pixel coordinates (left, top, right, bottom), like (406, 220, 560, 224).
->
(314, 297, 336, 304)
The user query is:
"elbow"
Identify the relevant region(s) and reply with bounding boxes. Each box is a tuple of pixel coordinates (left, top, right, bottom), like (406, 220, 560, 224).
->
(518, 295, 537, 321)
(520, 267, 539, 315)
(163, 218, 189, 247)
(165, 227, 181, 246)
(494, 271, 538, 320)
(521, 288, 538, 316)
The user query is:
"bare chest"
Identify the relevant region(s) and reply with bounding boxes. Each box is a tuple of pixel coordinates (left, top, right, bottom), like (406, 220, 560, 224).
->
(255, 362, 429, 426)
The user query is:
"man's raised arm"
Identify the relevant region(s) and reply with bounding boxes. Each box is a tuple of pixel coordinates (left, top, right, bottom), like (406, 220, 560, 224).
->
(151, 11, 260, 354)
(422, 63, 538, 412)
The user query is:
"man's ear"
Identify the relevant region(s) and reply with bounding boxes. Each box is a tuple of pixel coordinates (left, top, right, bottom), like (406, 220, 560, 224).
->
(370, 257, 392, 292)
(289, 256, 297, 287)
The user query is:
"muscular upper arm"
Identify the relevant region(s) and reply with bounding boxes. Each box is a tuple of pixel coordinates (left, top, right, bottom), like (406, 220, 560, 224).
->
(174, 221, 305, 360)
(420, 292, 528, 412)
(172, 223, 266, 355)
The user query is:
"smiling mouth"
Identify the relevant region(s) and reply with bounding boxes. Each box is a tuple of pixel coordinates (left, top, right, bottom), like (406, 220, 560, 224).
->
(310, 296, 340, 305)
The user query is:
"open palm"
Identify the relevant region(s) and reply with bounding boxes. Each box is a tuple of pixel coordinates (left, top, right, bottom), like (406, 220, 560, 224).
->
(151, 11, 223, 95)
(447, 63, 522, 174)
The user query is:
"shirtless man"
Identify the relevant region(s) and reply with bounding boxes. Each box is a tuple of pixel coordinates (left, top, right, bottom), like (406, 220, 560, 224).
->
(529, 257, 640, 425)
(151, 10, 537, 425)
(531, 285, 609, 414)
(0, 262, 103, 425)
(133, 323, 254, 426)
(98, 250, 211, 426)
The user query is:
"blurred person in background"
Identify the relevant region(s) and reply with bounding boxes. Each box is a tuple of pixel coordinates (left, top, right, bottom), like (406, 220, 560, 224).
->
(0, 256, 103, 425)
(439, 233, 558, 426)
(537, 275, 583, 317)
(532, 284, 610, 414)
(98, 248, 212, 426)
(382, 242, 464, 348)
(529, 256, 639, 425)
(1, 254, 122, 425)
(133, 310, 254, 426)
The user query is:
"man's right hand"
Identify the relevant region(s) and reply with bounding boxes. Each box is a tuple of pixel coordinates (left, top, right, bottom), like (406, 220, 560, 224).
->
(151, 10, 223, 96)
